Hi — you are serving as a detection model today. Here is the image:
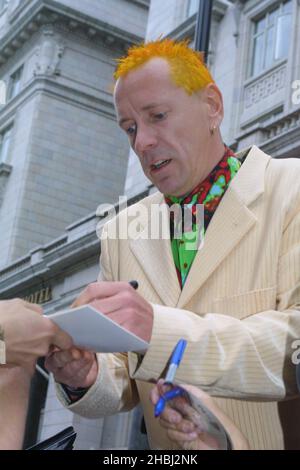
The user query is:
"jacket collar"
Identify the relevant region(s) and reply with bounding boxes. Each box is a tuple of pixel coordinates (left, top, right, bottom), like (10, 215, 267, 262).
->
(129, 146, 271, 307)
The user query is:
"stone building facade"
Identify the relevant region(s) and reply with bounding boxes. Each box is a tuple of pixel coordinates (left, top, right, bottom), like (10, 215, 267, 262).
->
(0, 0, 148, 269)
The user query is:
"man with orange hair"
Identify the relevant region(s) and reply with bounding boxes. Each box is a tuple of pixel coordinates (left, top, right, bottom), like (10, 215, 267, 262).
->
(46, 39, 300, 450)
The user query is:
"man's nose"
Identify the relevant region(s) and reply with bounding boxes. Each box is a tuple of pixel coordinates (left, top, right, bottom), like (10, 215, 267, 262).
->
(134, 124, 158, 155)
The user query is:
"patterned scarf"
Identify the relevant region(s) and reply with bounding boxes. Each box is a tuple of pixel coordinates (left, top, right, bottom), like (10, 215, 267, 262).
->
(165, 146, 241, 288)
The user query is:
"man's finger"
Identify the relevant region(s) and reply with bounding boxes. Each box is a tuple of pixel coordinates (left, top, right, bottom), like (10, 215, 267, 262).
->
(72, 281, 131, 308)
(46, 349, 74, 369)
(74, 358, 95, 381)
(90, 293, 130, 315)
(51, 324, 73, 350)
(160, 406, 182, 424)
(167, 429, 198, 444)
(24, 302, 43, 314)
(150, 385, 160, 405)
(54, 357, 94, 386)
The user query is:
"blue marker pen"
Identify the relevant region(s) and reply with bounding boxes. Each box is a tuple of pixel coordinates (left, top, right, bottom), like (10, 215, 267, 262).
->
(154, 339, 187, 417)
(164, 339, 187, 384)
(154, 386, 185, 417)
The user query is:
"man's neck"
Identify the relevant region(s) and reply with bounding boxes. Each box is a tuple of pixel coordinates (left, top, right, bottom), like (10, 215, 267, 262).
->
(201, 139, 227, 184)
(172, 141, 227, 199)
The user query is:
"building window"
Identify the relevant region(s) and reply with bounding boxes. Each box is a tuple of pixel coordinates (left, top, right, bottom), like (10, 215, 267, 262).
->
(187, 0, 199, 18)
(7, 66, 23, 101)
(250, 0, 292, 78)
(0, 80, 6, 106)
(0, 126, 12, 164)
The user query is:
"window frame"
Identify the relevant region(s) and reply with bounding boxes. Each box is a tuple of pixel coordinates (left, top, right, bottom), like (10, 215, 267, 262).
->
(0, 0, 8, 14)
(186, 0, 199, 18)
(249, 0, 292, 78)
(0, 125, 13, 164)
(7, 65, 23, 101)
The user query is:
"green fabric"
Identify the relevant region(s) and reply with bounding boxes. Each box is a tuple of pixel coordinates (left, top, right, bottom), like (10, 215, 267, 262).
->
(165, 149, 241, 288)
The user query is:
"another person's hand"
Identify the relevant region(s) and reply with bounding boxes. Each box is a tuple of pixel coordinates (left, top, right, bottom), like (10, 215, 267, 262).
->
(45, 347, 98, 389)
(0, 299, 73, 373)
(150, 381, 249, 450)
(72, 281, 153, 343)
(0, 366, 32, 449)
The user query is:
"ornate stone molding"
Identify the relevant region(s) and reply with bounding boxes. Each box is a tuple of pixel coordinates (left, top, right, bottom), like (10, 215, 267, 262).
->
(33, 25, 65, 76)
(234, 107, 300, 158)
(0, 162, 12, 176)
(0, 1, 143, 66)
(264, 109, 300, 140)
(244, 63, 286, 110)
(0, 162, 12, 207)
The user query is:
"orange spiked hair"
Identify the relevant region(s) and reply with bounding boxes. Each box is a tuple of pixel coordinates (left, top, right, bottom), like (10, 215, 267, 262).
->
(114, 38, 214, 95)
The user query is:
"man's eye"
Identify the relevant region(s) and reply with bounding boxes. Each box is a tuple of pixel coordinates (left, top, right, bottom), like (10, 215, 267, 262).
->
(126, 125, 136, 136)
(154, 112, 166, 120)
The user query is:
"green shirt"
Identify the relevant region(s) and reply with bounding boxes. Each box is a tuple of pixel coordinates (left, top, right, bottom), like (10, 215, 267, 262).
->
(165, 147, 241, 288)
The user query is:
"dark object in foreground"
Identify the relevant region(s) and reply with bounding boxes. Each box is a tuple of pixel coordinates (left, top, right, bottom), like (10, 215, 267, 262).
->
(26, 426, 76, 450)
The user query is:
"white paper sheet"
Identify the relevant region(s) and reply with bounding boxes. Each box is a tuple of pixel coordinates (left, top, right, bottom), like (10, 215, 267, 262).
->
(48, 305, 149, 353)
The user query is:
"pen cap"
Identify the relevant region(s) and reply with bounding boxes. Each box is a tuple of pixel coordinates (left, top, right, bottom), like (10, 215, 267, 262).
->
(129, 280, 139, 290)
(171, 339, 187, 366)
(165, 339, 187, 384)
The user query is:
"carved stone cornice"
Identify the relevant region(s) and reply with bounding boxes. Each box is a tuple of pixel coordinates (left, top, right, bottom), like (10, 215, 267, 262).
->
(0, 0, 144, 66)
(234, 107, 300, 158)
(127, 0, 149, 8)
(261, 108, 300, 157)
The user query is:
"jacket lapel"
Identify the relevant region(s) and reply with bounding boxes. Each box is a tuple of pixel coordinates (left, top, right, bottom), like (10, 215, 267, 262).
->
(177, 146, 271, 308)
(130, 192, 181, 306)
(129, 146, 271, 309)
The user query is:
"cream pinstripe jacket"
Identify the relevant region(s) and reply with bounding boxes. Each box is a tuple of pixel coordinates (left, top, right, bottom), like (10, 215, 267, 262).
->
(58, 146, 300, 449)
(0, 340, 5, 364)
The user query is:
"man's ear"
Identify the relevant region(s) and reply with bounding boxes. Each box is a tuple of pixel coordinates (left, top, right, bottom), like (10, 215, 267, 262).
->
(203, 83, 224, 125)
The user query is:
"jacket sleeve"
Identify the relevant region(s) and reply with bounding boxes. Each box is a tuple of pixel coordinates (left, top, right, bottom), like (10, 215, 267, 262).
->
(0, 338, 5, 365)
(56, 224, 139, 417)
(56, 351, 139, 418)
(131, 207, 300, 401)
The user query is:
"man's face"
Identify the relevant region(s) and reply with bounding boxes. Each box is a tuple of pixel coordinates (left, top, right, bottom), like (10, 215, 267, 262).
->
(114, 58, 217, 197)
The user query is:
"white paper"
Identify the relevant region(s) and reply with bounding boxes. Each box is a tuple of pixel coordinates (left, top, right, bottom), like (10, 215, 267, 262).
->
(48, 305, 149, 353)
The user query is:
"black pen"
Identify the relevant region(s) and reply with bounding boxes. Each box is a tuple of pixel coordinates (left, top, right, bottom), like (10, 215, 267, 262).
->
(129, 280, 139, 290)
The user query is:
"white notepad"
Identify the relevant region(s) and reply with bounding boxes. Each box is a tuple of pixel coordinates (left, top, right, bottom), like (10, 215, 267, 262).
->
(48, 305, 149, 353)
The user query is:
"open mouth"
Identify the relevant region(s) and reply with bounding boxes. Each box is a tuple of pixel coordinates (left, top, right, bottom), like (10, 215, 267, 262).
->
(151, 159, 171, 172)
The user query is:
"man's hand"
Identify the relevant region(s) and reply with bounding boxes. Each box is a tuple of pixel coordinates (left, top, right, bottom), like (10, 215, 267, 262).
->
(150, 381, 202, 450)
(45, 347, 98, 389)
(150, 381, 249, 450)
(0, 366, 33, 449)
(72, 281, 154, 343)
(45, 280, 152, 390)
(0, 299, 73, 373)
